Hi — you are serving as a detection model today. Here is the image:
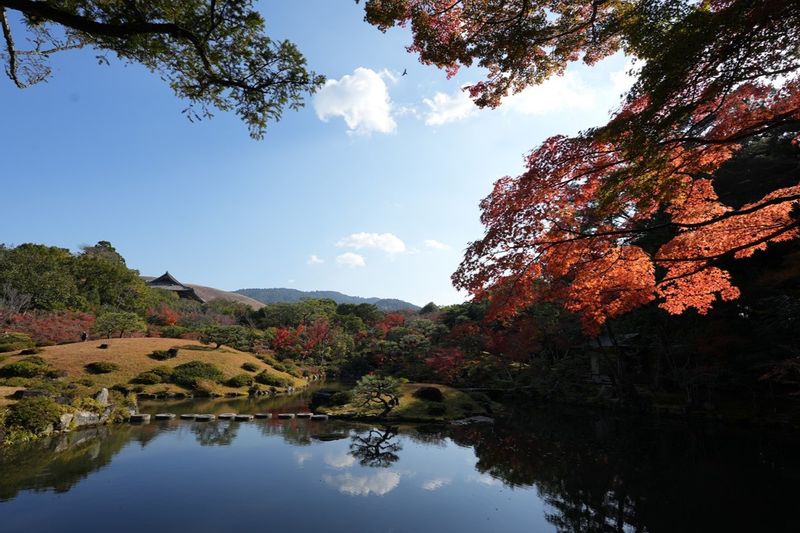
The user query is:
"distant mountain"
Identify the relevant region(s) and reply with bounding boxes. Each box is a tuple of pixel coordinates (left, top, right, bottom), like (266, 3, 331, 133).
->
(235, 288, 420, 312)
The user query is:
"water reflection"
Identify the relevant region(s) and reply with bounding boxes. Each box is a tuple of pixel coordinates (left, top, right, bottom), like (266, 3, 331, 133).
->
(190, 421, 239, 446)
(0, 425, 146, 501)
(324, 470, 402, 496)
(349, 426, 402, 468)
(1, 403, 797, 532)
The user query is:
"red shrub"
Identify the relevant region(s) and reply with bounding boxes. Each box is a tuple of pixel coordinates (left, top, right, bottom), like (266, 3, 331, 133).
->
(5, 311, 95, 345)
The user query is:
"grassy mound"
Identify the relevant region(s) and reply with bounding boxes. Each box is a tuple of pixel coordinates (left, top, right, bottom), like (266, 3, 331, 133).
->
(0, 338, 303, 397)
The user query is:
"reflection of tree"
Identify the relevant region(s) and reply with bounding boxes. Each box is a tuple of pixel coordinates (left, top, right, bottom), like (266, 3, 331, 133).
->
(258, 420, 312, 446)
(450, 409, 799, 533)
(190, 421, 238, 446)
(406, 424, 448, 447)
(349, 427, 401, 468)
(0, 426, 136, 500)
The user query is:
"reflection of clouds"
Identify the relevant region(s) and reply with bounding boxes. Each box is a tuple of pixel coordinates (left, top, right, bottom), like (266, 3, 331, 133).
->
(324, 451, 356, 469)
(294, 451, 312, 465)
(422, 478, 451, 491)
(324, 471, 401, 496)
(469, 473, 504, 487)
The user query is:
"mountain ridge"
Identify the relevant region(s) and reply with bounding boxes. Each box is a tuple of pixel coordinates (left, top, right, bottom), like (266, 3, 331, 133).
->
(235, 287, 420, 312)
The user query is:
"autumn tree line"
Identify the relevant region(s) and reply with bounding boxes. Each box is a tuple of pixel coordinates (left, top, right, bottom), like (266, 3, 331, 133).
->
(1, 234, 798, 419)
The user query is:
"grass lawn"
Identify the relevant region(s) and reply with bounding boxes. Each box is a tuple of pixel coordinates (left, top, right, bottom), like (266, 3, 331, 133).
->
(0, 338, 304, 398)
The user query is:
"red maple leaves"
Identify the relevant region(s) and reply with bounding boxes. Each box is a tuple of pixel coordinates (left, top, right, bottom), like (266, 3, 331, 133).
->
(454, 80, 800, 334)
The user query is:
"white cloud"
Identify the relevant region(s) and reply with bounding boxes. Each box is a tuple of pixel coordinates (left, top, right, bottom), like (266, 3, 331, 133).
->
(324, 472, 401, 496)
(423, 87, 476, 126)
(418, 54, 639, 127)
(294, 451, 312, 465)
(503, 72, 596, 115)
(324, 452, 356, 469)
(422, 478, 451, 491)
(469, 473, 504, 487)
(380, 68, 400, 84)
(610, 57, 639, 95)
(307, 254, 324, 265)
(337, 232, 406, 254)
(314, 67, 397, 135)
(336, 252, 366, 268)
(424, 239, 451, 251)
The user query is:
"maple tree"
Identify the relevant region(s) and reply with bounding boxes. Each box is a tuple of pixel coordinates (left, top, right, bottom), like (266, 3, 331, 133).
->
(146, 303, 179, 326)
(365, 0, 800, 333)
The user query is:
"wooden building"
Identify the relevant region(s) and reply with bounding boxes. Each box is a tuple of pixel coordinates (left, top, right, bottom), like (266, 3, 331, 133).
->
(146, 272, 205, 303)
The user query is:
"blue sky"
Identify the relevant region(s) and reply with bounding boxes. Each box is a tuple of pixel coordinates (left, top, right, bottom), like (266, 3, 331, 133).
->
(0, 1, 632, 306)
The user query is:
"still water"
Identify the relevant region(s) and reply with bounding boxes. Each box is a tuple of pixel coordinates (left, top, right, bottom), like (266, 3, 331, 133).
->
(1, 393, 797, 532)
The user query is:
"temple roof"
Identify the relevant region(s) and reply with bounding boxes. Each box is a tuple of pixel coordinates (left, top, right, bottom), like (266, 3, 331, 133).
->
(146, 272, 205, 302)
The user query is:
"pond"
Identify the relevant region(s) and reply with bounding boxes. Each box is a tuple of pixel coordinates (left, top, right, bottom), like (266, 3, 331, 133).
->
(1, 394, 797, 532)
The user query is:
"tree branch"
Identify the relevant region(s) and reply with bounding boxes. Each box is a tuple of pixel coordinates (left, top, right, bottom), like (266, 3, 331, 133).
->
(0, 0, 213, 71)
(0, 6, 23, 87)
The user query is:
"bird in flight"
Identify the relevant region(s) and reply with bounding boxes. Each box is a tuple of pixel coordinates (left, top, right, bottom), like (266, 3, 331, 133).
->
(402, 69, 408, 76)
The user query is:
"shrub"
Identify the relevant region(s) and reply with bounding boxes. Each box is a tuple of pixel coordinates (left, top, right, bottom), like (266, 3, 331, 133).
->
(426, 404, 447, 416)
(111, 384, 131, 394)
(77, 378, 95, 387)
(192, 379, 219, 395)
(413, 386, 444, 402)
(271, 361, 289, 373)
(270, 360, 301, 376)
(0, 357, 51, 378)
(254, 371, 292, 387)
(172, 361, 224, 389)
(131, 364, 175, 384)
(5, 397, 63, 434)
(2, 311, 95, 345)
(19, 348, 43, 355)
(71, 397, 104, 413)
(226, 373, 254, 387)
(330, 391, 353, 406)
(85, 361, 120, 374)
(148, 348, 179, 361)
(177, 344, 214, 351)
(0, 332, 35, 353)
(150, 365, 174, 381)
(132, 372, 163, 385)
(241, 362, 259, 372)
(160, 325, 188, 339)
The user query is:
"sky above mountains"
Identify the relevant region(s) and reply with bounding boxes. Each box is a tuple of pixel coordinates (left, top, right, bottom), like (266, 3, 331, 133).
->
(1, 0, 633, 306)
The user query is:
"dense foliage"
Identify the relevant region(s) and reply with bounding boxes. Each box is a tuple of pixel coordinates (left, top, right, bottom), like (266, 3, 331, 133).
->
(365, 1, 800, 331)
(1, 232, 798, 420)
(0, 0, 324, 138)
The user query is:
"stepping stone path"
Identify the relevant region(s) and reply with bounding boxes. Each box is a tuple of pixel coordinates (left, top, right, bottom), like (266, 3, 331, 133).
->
(129, 412, 324, 424)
